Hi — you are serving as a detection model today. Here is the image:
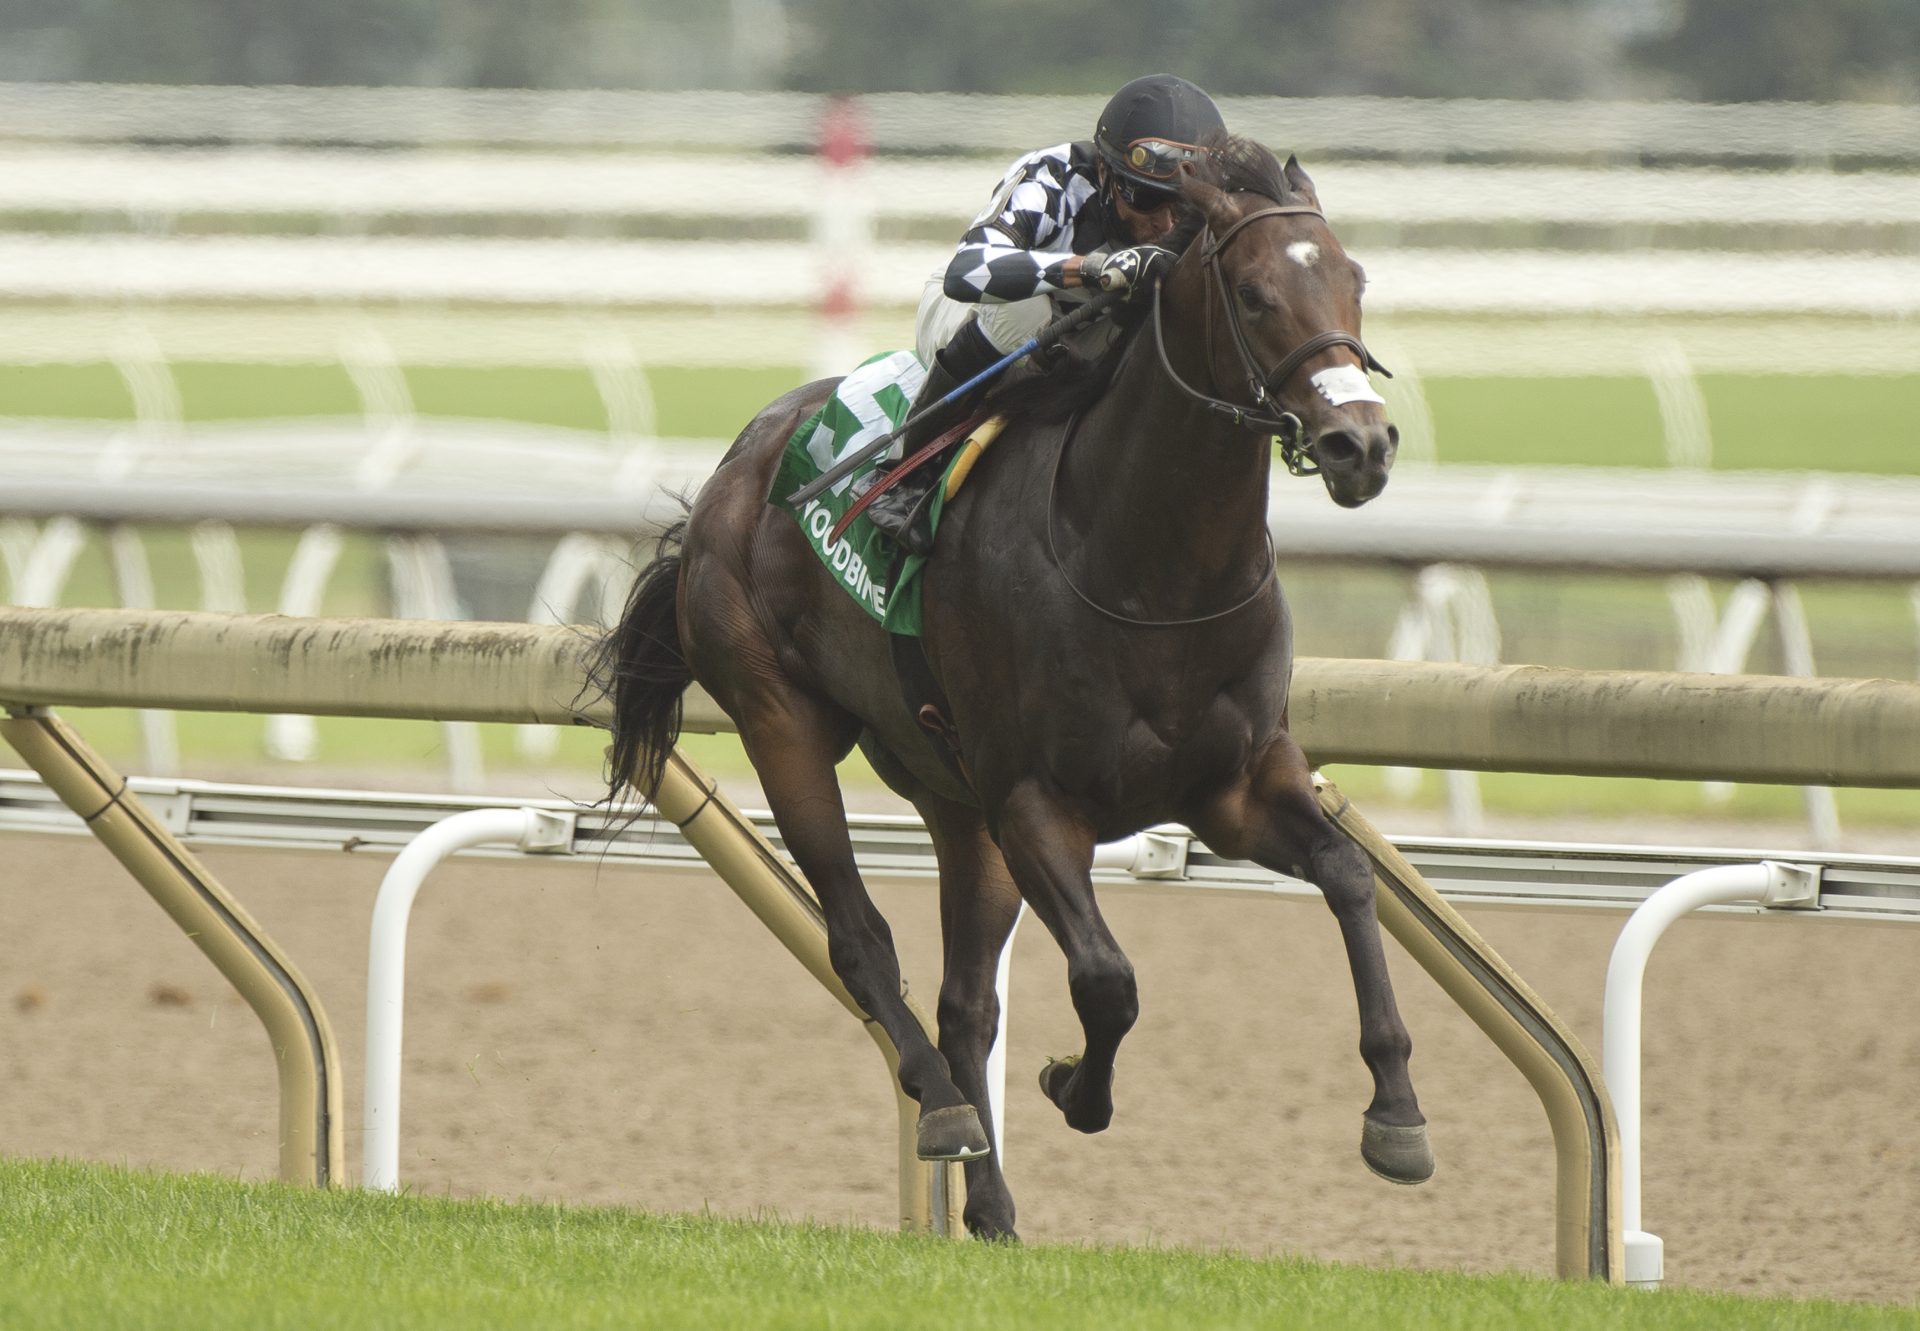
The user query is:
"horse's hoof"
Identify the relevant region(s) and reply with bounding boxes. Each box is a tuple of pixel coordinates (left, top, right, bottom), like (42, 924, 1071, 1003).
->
(967, 1222, 1021, 1244)
(916, 1104, 991, 1162)
(1038, 1055, 1079, 1107)
(1361, 1118, 1435, 1185)
(1039, 1055, 1114, 1134)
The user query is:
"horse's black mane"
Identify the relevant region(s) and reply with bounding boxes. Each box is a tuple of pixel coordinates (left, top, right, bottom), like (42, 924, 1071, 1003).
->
(987, 132, 1300, 424)
(1165, 129, 1301, 250)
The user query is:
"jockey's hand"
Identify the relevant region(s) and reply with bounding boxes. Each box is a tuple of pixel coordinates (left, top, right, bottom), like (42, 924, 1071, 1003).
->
(1082, 245, 1177, 297)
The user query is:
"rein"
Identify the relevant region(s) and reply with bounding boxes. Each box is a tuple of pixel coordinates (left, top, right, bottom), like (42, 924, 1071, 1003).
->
(1045, 407, 1278, 629)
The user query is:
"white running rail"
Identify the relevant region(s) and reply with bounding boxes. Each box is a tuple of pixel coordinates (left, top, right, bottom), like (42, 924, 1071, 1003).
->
(362, 805, 575, 1192)
(1601, 860, 1822, 1288)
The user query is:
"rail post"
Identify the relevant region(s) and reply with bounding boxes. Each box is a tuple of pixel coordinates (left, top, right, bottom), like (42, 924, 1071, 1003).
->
(0, 705, 345, 1186)
(362, 805, 576, 1193)
(1601, 859, 1821, 1288)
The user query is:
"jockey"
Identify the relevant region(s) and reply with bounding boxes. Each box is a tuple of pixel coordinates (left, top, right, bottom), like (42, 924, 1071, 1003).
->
(865, 73, 1226, 555)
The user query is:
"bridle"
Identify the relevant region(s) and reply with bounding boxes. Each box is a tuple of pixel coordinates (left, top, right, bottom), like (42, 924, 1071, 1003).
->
(1042, 199, 1388, 629)
(1150, 202, 1391, 477)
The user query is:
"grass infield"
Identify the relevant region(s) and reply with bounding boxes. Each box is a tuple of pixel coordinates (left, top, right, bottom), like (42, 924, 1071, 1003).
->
(2, 1158, 1914, 1331)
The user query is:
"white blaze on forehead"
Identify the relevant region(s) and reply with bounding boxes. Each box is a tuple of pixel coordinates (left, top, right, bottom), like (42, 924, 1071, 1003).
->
(1285, 240, 1320, 267)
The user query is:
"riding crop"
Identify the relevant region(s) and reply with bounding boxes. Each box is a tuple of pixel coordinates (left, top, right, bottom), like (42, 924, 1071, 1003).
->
(783, 288, 1126, 509)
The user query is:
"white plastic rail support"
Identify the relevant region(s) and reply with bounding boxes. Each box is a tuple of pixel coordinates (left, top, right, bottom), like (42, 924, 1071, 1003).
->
(362, 806, 576, 1193)
(1089, 830, 1189, 880)
(985, 900, 1024, 1162)
(1602, 859, 1821, 1289)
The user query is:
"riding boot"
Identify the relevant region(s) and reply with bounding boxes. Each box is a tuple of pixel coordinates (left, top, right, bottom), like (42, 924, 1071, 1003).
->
(865, 322, 1000, 556)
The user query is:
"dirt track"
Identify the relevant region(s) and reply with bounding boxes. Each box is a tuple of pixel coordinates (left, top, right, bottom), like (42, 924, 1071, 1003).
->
(4, 816, 1917, 1306)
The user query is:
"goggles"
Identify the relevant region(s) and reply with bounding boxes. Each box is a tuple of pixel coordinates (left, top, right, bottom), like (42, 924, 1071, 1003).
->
(1120, 137, 1205, 181)
(1106, 137, 1204, 212)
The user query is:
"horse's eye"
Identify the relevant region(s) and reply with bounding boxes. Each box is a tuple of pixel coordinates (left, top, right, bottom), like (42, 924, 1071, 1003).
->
(1350, 260, 1368, 293)
(1237, 282, 1271, 313)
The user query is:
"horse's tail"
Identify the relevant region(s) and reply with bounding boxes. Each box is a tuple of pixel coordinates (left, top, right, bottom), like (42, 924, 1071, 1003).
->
(590, 518, 693, 809)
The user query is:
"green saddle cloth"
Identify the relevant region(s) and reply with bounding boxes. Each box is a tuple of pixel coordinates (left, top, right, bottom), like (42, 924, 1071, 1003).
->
(768, 350, 962, 638)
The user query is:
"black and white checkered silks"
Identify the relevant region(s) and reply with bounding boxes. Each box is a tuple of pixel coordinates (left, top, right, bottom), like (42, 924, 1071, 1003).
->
(914, 141, 1123, 365)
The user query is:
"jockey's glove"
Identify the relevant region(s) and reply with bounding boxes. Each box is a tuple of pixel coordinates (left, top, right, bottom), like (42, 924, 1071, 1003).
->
(1082, 245, 1178, 296)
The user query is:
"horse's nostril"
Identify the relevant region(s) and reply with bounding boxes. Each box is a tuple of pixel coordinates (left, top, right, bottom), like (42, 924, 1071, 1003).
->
(1386, 423, 1400, 449)
(1315, 431, 1361, 467)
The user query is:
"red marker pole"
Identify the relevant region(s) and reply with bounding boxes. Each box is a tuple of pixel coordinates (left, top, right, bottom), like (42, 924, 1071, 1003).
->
(811, 94, 873, 381)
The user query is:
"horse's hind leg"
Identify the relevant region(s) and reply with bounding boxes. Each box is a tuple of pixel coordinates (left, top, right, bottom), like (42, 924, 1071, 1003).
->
(1194, 731, 1434, 1184)
(918, 792, 1025, 1239)
(992, 782, 1133, 1136)
(733, 689, 989, 1162)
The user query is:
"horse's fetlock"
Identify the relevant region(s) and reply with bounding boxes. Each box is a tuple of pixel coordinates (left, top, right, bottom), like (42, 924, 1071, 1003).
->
(1067, 955, 1138, 1030)
(900, 1046, 961, 1106)
(1360, 1028, 1413, 1068)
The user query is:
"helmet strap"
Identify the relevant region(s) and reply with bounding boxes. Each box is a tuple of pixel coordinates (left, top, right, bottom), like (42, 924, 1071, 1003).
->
(1094, 161, 1121, 219)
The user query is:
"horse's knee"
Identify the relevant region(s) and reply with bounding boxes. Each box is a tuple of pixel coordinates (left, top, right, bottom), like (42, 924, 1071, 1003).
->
(1313, 836, 1377, 917)
(1320, 871, 1376, 920)
(1067, 951, 1138, 1035)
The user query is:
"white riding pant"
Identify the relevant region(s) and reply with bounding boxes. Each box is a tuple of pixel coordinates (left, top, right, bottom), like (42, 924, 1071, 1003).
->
(915, 272, 1058, 365)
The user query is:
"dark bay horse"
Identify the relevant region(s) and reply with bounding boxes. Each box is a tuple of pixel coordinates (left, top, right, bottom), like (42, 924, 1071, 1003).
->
(596, 134, 1431, 1239)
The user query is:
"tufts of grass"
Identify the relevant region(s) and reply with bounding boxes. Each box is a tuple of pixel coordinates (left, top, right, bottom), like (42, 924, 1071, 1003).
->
(1, 1157, 1913, 1331)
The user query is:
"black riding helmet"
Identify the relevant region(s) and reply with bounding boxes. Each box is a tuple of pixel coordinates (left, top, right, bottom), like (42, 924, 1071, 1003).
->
(1093, 74, 1224, 205)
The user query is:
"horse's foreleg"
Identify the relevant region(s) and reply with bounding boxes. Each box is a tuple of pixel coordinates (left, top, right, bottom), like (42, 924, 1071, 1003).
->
(737, 694, 988, 1162)
(993, 782, 1133, 1135)
(1195, 732, 1434, 1184)
(921, 794, 1025, 1239)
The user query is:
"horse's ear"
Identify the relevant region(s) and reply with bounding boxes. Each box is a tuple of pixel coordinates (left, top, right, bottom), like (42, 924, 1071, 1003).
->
(1283, 153, 1319, 205)
(1180, 162, 1236, 232)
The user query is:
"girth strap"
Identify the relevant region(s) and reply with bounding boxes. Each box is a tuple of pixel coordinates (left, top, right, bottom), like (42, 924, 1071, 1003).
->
(884, 548, 973, 788)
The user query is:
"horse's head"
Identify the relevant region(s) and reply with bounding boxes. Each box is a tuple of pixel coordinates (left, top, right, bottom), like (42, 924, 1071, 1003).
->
(1169, 140, 1397, 508)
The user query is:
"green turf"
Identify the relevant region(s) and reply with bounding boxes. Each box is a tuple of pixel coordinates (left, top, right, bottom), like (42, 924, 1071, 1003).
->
(1420, 376, 1671, 468)
(0, 360, 814, 440)
(1417, 373, 1919, 473)
(1, 1158, 1910, 1331)
(171, 362, 363, 420)
(643, 365, 813, 439)
(1698, 374, 1920, 475)
(0, 360, 133, 417)
(405, 364, 610, 431)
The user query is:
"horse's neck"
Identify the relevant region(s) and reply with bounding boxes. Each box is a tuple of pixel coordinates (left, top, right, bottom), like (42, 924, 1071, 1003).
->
(1054, 334, 1274, 610)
